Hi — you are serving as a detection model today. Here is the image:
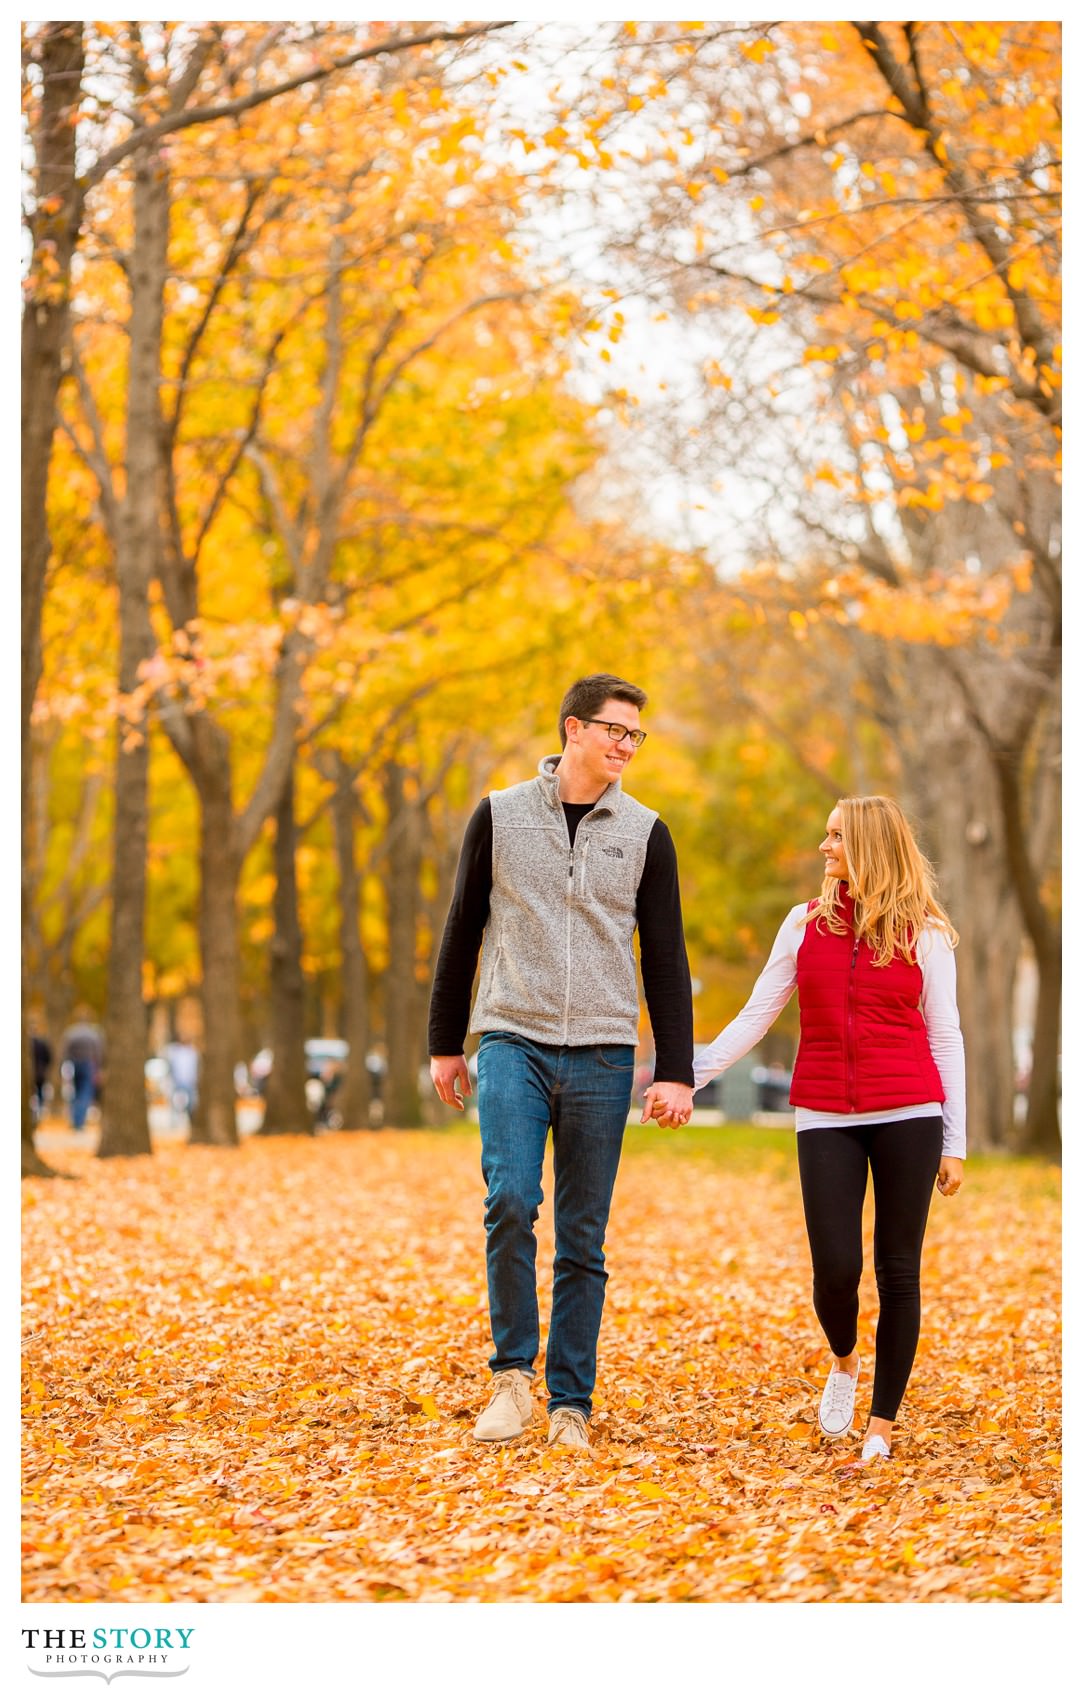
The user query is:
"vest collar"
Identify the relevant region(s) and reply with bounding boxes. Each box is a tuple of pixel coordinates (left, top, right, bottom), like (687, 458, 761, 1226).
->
(537, 753, 620, 816)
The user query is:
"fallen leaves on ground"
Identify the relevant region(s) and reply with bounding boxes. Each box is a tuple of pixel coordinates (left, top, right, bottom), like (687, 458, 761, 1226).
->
(22, 1129, 1060, 1602)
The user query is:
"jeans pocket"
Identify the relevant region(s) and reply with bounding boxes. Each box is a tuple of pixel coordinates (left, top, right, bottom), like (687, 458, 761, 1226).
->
(595, 1045, 634, 1072)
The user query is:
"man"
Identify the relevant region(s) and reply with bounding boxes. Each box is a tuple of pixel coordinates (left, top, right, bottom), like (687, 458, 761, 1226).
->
(61, 1010, 104, 1132)
(29, 1016, 53, 1123)
(429, 674, 694, 1451)
(163, 1037, 199, 1123)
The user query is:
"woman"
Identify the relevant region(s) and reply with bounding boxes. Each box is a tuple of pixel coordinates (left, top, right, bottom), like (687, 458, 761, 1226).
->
(695, 796, 965, 1464)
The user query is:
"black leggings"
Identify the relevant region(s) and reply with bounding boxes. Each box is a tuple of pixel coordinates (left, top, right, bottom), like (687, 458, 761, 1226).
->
(796, 1116, 943, 1422)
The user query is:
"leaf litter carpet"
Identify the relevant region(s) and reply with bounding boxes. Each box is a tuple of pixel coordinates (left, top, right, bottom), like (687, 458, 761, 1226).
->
(23, 1130, 1060, 1602)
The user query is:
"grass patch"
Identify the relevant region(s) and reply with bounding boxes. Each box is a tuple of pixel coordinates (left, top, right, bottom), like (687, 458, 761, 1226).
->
(622, 1119, 1061, 1193)
(623, 1120, 794, 1169)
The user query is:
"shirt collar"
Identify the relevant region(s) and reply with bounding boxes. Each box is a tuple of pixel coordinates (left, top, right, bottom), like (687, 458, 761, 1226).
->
(537, 753, 619, 816)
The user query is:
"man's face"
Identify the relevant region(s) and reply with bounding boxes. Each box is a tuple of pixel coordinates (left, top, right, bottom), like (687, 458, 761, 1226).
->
(566, 696, 643, 789)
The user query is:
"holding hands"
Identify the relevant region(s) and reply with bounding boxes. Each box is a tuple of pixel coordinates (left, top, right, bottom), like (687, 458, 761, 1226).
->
(641, 1081, 694, 1128)
(431, 1057, 698, 1128)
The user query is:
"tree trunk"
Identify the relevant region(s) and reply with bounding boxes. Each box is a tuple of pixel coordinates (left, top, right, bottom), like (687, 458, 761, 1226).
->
(161, 660, 302, 1147)
(953, 901, 1021, 1151)
(988, 732, 1060, 1157)
(97, 729, 154, 1157)
(259, 765, 313, 1135)
(898, 683, 1022, 1152)
(332, 765, 371, 1130)
(858, 630, 1042, 1153)
(416, 797, 456, 1101)
(382, 759, 423, 1127)
(1022, 939, 1061, 1158)
(21, 23, 85, 1180)
(189, 728, 241, 1146)
(1018, 711, 1061, 1158)
(99, 143, 167, 1160)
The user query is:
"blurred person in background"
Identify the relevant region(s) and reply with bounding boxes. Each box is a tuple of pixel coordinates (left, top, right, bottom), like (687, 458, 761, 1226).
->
(61, 1009, 104, 1132)
(29, 1015, 53, 1122)
(164, 1037, 199, 1120)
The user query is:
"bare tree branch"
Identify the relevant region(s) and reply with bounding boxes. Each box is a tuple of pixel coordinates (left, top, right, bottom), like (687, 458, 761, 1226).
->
(62, 338, 122, 539)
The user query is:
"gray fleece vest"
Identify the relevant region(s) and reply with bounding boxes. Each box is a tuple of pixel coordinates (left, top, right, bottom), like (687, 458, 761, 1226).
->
(469, 755, 658, 1047)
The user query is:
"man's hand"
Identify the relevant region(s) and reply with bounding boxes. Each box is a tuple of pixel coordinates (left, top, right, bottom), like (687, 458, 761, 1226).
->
(936, 1155, 964, 1197)
(641, 1082, 694, 1128)
(430, 1054, 471, 1111)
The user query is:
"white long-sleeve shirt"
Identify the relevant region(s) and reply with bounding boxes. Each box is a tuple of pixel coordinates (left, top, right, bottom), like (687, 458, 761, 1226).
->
(693, 903, 967, 1158)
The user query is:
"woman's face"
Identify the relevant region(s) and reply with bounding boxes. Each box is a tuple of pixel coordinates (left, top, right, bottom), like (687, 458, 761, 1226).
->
(819, 807, 850, 882)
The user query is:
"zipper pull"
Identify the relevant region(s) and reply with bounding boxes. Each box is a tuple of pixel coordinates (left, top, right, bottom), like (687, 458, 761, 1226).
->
(851, 940, 859, 968)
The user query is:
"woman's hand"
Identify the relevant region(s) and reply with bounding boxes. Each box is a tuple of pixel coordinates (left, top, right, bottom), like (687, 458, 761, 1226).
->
(641, 1083, 694, 1128)
(936, 1156, 964, 1197)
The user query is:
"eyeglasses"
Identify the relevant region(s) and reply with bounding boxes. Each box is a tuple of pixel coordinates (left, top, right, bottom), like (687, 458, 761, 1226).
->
(579, 719, 647, 748)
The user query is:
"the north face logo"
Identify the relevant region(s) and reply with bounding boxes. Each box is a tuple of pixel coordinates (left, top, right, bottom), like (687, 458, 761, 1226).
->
(600, 845, 624, 859)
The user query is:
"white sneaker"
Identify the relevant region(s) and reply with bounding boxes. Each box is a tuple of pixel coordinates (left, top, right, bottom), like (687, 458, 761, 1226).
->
(861, 1434, 891, 1463)
(818, 1357, 859, 1438)
(473, 1369, 534, 1441)
(547, 1407, 591, 1451)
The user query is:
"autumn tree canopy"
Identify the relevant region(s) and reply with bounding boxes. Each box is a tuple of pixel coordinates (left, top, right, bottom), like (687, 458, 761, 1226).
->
(23, 20, 1060, 1162)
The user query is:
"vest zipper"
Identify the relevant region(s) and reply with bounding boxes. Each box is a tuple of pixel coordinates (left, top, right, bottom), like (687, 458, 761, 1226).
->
(562, 833, 574, 1044)
(563, 812, 597, 1043)
(846, 937, 859, 1110)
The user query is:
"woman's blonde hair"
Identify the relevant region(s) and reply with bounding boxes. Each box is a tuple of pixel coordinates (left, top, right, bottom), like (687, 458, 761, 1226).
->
(805, 795, 958, 966)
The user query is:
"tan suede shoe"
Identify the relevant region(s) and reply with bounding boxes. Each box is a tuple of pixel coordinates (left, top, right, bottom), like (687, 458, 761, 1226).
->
(473, 1369, 535, 1441)
(547, 1407, 591, 1451)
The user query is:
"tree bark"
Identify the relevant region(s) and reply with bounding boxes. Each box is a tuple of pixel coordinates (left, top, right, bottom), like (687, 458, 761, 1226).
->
(955, 905, 1021, 1150)
(21, 22, 85, 1179)
(99, 141, 168, 1159)
(949, 651, 1060, 1157)
(893, 658, 1023, 1151)
(21, 18, 84, 807)
(852, 481, 1060, 1155)
(259, 764, 313, 1135)
(332, 762, 372, 1130)
(188, 725, 242, 1146)
(382, 759, 423, 1127)
(1024, 939, 1061, 1158)
(990, 745, 1061, 1156)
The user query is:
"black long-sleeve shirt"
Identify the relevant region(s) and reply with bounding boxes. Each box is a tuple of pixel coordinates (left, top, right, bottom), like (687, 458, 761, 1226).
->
(428, 797, 695, 1085)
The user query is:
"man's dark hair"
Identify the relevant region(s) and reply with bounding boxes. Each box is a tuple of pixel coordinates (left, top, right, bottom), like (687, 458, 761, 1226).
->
(558, 674, 648, 748)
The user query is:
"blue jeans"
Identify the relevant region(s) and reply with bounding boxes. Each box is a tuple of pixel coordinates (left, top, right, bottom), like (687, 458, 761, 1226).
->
(70, 1059, 96, 1130)
(476, 1031, 633, 1417)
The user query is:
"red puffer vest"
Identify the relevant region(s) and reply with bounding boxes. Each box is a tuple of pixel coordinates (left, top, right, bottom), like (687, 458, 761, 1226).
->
(789, 886, 944, 1114)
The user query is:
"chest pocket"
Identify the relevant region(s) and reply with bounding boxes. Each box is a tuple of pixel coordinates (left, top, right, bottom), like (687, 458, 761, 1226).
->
(585, 834, 638, 906)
